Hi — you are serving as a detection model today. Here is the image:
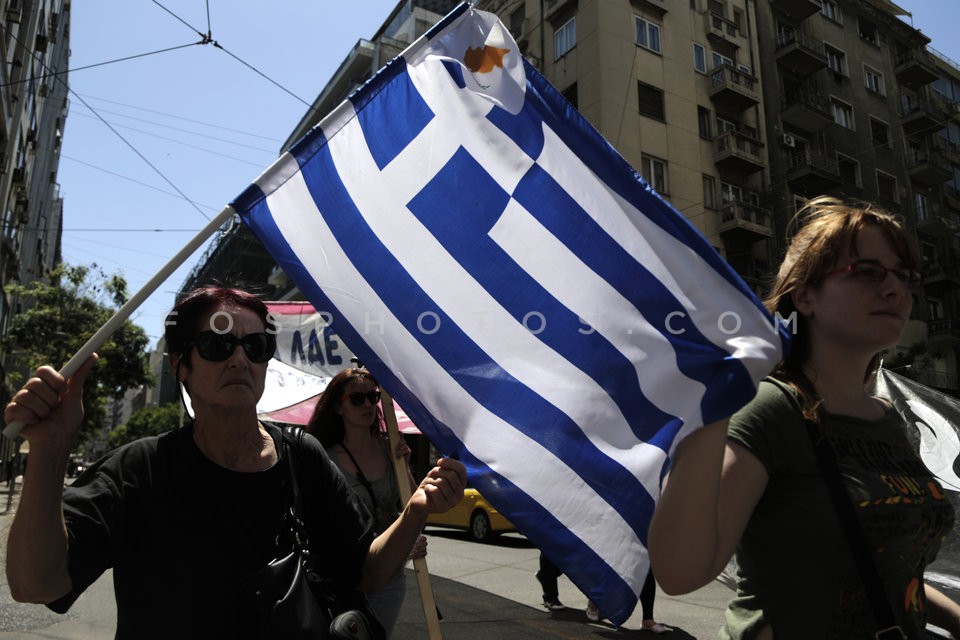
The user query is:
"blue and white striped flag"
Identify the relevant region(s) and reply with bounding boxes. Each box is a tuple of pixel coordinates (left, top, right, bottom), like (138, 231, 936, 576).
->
(232, 3, 789, 624)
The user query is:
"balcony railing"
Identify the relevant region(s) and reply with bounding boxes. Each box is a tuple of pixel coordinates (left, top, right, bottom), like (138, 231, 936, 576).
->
(708, 64, 760, 111)
(774, 30, 827, 75)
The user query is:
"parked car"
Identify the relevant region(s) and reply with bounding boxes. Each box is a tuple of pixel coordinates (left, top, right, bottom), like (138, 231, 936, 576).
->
(425, 487, 515, 542)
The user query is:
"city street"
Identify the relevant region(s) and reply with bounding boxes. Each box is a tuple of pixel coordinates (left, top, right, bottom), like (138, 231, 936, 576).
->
(0, 505, 730, 639)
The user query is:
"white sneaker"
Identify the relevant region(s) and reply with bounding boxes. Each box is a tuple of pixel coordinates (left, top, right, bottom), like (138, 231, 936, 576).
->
(585, 601, 600, 622)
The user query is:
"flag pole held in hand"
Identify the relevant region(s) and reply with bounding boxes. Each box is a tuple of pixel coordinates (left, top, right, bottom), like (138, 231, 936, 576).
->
(3, 205, 237, 440)
(381, 389, 443, 640)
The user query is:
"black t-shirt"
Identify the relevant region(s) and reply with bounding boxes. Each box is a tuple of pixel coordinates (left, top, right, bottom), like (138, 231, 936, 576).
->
(48, 423, 375, 640)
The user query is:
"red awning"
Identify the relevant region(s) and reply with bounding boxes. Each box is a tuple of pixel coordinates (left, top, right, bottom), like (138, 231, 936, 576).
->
(259, 395, 422, 435)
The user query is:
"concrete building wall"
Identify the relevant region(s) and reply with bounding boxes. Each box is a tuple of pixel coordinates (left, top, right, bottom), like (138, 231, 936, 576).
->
(0, 0, 70, 398)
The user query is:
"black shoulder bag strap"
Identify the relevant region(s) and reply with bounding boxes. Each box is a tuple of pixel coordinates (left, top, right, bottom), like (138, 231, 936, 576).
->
(804, 421, 907, 640)
(281, 426, 311, 553)
(338, 441, 380, 510)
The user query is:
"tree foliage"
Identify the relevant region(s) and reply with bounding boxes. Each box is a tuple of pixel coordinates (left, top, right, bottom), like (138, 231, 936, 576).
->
(109, 403, 181, 449)
(4, 263, 153, 441)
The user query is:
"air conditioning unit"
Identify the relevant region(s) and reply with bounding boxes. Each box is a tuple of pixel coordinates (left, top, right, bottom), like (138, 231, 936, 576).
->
(781, 133, 796, 148)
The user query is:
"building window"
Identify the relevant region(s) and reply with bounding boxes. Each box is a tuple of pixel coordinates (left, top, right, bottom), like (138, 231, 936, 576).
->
(716, 116, 736, 135)
(820, 0, 842, 23)
(509, 6, 525, 38)
(638, 81, 665, 120)
(642, 155, 668, 193)
(915, 193, 929, 221)
(837, 154, 861, 187)
(877, 171, 898, 201)
(703, 175, 718, 209)
(870, 117, 890, 148)
(825, 45, 847, 76)
(859, 17, 878, 45)
(636, 17, 662, 54)
(554, 17, 576, 59)
(928, 298, 944, 321)
(864, 66, 885, 96)
(694, 43, 707, 73)
(698, 106, 712, 138)
(561, 82, 578, 109)
(721, 182, 744, 203)
(712, 51, 734, 70)
(831, 97, 854, 129)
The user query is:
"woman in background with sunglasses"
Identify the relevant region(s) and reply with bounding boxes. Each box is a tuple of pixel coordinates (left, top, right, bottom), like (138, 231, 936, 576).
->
(650, 198, 960, 639)
(4, 286, 466, 639)
(307, 367, 424, 638)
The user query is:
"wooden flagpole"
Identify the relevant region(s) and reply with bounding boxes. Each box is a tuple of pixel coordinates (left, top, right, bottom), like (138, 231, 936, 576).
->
(380, 389, 443, 640)
(3, 205, 238, 440)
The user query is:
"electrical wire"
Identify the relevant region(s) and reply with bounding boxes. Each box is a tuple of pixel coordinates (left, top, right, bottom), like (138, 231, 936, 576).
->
(60, 155, 220, 211)
(70, 105, 279, 153)
(150, 0, 313, 108)
(76, 93, 283, 142)
(61, 228, 200, 232)
(0, 27, 214, 222)
(68, 111, 271, 167)
(0, 41, 205, 89)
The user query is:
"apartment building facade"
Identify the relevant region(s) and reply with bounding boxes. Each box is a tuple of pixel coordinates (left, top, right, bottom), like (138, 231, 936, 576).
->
(1, 0, 71, 389)
(476, 0, 959, 392)
(753, 0, 960, 390)
(180, 0, 959, 393)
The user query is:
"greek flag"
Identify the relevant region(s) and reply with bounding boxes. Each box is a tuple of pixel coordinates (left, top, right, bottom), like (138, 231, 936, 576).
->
(231, 3, 789, 624)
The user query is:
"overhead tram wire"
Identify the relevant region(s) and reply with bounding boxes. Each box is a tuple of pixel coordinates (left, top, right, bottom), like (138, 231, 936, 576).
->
(69, 107, 279, 154)
(151, 0, 313, 109)
(67, 112, 271, 167)
(0, 42, 204, 90)
(60, 155, 221, 212)
(76, 94, 284, 143)
(0, 21, 214, 222)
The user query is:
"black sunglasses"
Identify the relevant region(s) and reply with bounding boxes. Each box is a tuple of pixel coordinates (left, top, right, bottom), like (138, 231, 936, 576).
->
(343, 390, 381, 407)
(189, 331, 276, 363)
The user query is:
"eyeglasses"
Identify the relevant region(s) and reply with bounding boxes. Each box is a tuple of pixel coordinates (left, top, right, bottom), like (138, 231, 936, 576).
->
(343, 390, 381, 407)
(189, 331, 276, 363)
(822, 260, 923, 287)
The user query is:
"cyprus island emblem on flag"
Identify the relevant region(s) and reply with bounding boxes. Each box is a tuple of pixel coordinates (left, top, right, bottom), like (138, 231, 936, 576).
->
(411, 7, 526, 114)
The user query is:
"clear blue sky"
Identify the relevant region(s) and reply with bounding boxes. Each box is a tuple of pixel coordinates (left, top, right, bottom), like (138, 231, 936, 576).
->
(57, 1, 960, 348)
(59, 1, 399, 345)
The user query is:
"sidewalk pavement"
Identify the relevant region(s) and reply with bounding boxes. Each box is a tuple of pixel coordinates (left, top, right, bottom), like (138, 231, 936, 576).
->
(393, 571, 728, 639)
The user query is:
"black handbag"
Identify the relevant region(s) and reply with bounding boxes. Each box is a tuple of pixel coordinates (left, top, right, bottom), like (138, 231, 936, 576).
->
(241, 427, 386, 640)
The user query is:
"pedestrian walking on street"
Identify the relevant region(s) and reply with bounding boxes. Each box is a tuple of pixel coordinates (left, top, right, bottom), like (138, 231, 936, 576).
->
(650, 197, 960, 639)
(3, 285, 466, 640)
(307, 366, 427, 638)
(536, 552, 566, 610)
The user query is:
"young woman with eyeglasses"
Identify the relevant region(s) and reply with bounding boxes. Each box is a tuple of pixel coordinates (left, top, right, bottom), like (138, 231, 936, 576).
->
(4, 286, 465, 639)
(306, 367, 424, 638)
(650, 197, 960, 639)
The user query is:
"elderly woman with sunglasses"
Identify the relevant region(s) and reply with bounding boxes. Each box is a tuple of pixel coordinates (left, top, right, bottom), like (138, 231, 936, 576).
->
(650, 198, 960, 639)
(4, 286, 466, 639)
(306, 367, 424, 637)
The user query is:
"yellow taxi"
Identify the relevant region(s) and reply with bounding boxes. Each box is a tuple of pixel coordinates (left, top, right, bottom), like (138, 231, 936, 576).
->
(425, 487, 516, 542)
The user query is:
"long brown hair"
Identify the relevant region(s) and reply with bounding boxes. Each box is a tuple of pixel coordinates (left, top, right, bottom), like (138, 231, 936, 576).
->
(306, 367, 384, 447)
(764, 196, 917, 420)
